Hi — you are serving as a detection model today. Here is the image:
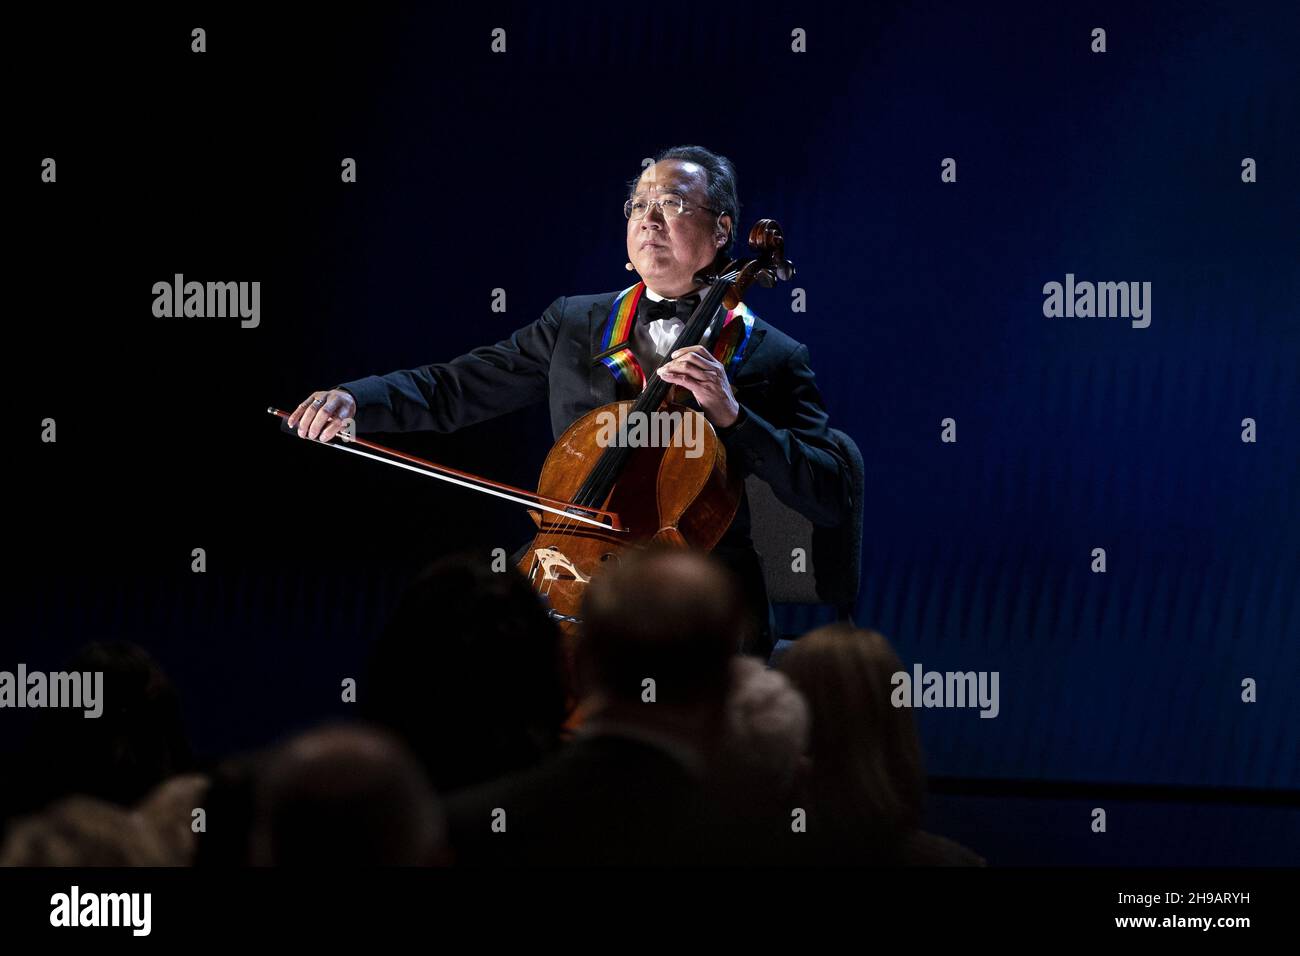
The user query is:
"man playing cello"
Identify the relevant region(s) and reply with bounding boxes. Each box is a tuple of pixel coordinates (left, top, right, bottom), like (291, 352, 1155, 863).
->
(286, 145, 851, 658)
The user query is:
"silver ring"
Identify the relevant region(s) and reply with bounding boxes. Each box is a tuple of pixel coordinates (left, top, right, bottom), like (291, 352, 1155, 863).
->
(311, 398, 324, 407)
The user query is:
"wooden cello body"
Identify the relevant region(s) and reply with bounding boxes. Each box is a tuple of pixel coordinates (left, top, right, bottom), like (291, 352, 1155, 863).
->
(518, 398, 742, 626)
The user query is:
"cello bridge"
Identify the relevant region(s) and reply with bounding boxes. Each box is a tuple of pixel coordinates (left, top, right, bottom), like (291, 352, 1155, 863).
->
(529, 547, 590, 584)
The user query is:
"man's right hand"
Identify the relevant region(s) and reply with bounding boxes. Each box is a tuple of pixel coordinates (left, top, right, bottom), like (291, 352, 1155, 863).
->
(285, 389, 357, 442)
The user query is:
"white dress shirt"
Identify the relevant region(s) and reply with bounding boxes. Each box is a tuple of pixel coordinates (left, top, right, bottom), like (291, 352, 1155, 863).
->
(642, 285, 687, 359)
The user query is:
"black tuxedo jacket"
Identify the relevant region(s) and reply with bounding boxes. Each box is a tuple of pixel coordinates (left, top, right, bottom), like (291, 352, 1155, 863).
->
(338, 290, 851, 647)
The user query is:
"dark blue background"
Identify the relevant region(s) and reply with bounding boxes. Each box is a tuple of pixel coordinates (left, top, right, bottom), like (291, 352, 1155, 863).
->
(9, 1, 1298, 861)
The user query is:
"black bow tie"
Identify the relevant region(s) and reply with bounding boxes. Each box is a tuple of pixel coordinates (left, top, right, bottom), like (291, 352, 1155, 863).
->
(642, 293, 700, 325)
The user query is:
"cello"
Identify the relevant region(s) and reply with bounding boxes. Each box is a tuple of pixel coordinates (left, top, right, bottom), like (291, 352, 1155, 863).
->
(268, 219, 793, 685)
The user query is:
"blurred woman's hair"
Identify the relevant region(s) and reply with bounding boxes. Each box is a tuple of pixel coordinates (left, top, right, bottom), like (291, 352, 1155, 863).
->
(17, 641, 191, 814)
(778, 624, 925, 852)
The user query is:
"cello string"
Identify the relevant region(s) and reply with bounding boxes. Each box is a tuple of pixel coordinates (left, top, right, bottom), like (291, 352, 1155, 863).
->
(528, 266, 744, 602)
(563, 271, 737, 527)
(567, 272, 737, 513)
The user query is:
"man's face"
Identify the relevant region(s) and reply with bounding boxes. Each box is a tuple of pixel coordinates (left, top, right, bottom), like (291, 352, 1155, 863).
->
(626, 159, 730, 296)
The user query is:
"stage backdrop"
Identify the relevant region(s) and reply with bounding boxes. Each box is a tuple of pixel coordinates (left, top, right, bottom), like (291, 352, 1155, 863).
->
(9, 1, 1298, 809)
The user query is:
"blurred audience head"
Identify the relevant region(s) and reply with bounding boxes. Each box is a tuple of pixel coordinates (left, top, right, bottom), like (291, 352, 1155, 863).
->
(722, 656, 810, 796)
(136, 773, 211, 866)
(365, 553, 568, 792)
(249, 723, 444, 866)
(0, 796, 171, 866)
(779, 624, 925, 839)
(578, 548, 741, 712)
(21, 641, 190, 812)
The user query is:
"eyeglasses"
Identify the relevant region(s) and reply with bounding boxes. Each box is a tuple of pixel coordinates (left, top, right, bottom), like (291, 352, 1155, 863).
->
(624, 194, 722, 220)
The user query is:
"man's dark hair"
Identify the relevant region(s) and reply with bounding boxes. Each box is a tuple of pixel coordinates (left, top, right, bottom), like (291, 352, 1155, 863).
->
(578, 548, 741, 707)
(627, 145, 742, 258)
(364, 554, 568, 792)
(251, 723, 443, 867)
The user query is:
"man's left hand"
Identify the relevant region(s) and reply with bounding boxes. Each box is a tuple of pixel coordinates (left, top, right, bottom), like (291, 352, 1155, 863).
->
(656, 345, 740, 428)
